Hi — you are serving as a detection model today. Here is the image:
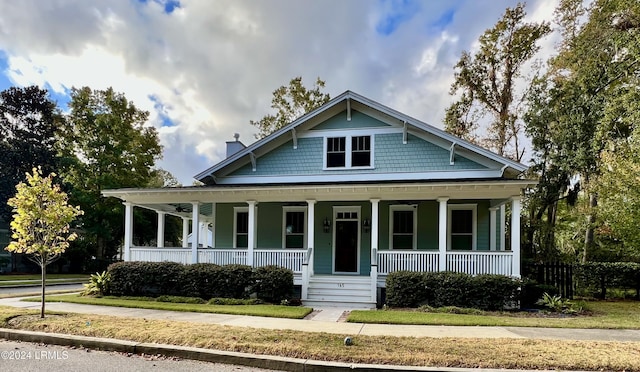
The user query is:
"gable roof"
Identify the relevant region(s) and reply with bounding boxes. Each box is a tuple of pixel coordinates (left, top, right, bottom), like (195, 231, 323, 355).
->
(195, 90, 527, 184)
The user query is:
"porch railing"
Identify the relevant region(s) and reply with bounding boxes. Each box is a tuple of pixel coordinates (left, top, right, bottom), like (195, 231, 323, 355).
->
(446, 251, 513, 276)
(253, 249, 305, 272)
(376, 250, 514, 276)
(377, 250, 440, 274)
(198, 249, 248, 266)
(129, 247, 304, 273)
(130, 247, 191, 264)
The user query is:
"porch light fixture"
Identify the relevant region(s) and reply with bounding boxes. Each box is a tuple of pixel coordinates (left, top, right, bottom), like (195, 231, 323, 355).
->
(362, 218, 371, 233)
(323, 217, 331, 233)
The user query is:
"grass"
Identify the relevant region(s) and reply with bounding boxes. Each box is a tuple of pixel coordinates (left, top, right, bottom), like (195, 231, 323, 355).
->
(348, 301, 640, 329)
(22, 294, 312, 319)
(1, 305, 639, 370)
(0, 289, 81, 299)
(0, 274, 89, 281)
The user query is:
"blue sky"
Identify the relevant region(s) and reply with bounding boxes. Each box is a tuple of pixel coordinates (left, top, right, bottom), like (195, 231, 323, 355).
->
(0, 0, 556, 184)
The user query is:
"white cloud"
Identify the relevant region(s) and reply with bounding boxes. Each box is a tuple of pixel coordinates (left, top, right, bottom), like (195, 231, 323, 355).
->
(0, 0, 553, 184)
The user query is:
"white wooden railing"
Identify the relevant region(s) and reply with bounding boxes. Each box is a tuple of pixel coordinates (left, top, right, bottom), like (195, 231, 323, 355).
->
(377, 250, 440, 274)
(128, 247, 304, 273)
(446, 251, 513, 276)
(253, 249, 305, 273)
(130, 247, 191, 264)
(198, 249, 248, 266)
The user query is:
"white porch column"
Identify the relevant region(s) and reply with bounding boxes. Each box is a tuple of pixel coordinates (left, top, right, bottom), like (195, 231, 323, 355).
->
(123, 202, 133, 261)
(489, 207, 498, 251)
(370, 198, 380, 303)
(181, 217, 189, 248)
(191, 203, 200, 264)
(247, 200, 257, 267)
(306, 200, 316, 276)
(511, 197, 522, 278)
(500, 204, 506, 251)
(302, 199, 316, 300)
(211, 203, 216, 248)
(437, 197, 449, 271)
(156, 212, 165, 248)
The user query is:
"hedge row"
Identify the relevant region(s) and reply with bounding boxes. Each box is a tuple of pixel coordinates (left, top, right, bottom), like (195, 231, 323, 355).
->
(575, 262, 640, 299)
(107, 262, 293, 303)
(385, 271, 520, 310)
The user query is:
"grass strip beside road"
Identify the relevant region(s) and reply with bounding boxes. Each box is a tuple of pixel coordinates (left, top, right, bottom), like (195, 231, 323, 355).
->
(0, 274, 89, 281)
(347, 301, 640, 329)
(22, 294, 312, 319)
(1, 306, 638, 371)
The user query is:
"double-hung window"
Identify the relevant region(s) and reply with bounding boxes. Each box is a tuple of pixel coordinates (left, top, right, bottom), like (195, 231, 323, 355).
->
(448, 204, 477, 250)
(283, 207, 306, 249)
(234, 207, 249, 248)
(325, 135, 372, 169)
(389, 205, 417, 249)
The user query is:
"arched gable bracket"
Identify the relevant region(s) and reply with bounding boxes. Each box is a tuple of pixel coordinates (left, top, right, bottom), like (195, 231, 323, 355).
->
(249, 152, 256, 172)
(403, 121, 408, 144)
(291, 128, 298, 149)
(450, 142, 456, 165)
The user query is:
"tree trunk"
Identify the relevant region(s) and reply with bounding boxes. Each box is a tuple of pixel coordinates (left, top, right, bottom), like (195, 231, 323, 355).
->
(40, 262, 46, 318)
(583, 192, 597, 263)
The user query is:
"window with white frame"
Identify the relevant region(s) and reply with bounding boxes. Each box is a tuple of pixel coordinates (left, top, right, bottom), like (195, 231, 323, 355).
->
(389, 205, 417, 249)
(325, 135, 372, 169)
(448, 204, 477, 250)
(283, 207, 306, 249)
(233, 207, 249, 248)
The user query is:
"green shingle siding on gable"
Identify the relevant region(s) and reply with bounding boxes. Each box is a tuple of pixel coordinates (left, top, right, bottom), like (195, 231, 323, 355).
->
(312, 110, 390, 130)
(374, 134, 486, 172)
(227, 134, 487, 178)
(232, 138, 323, 176)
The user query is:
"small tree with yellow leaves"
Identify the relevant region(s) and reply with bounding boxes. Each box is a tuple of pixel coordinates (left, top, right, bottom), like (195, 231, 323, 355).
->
(6, 167, 83, 318)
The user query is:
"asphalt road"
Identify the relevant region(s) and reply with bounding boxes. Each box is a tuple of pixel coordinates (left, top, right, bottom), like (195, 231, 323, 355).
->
(0, 339, 279, 372)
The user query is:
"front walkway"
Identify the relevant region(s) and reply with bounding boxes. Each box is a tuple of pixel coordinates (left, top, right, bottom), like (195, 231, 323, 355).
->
(1, 297, 639, 342)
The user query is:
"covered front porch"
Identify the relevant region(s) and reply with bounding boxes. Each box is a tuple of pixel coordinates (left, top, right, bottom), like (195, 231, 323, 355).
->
(105, 180, 529, 308)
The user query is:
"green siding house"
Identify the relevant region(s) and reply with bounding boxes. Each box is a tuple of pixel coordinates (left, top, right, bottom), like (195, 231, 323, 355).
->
(103, 91, 534, 308)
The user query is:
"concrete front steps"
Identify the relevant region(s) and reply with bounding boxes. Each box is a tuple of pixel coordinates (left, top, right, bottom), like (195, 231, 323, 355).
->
(303, 275, 376, 309)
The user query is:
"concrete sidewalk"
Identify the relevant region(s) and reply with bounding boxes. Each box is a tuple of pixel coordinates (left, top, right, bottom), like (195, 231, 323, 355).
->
(2, 296, 640, 342)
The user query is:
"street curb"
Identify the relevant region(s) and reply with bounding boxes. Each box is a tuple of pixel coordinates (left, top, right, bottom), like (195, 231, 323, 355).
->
(0, 328, 542, 372)
(0, 282, 85, 289)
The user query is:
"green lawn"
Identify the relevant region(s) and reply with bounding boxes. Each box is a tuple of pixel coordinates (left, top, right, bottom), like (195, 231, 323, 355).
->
(0, 274, 89, 281)
(23, 294, 312, 319)
(347, 301, 640, 329)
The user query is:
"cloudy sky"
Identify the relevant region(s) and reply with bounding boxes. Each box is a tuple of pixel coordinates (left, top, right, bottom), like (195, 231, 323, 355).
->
(0, 0, 557, 184)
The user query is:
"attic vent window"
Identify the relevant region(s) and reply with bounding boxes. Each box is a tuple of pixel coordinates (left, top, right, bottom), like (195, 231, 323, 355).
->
(325, 135, 372, 169)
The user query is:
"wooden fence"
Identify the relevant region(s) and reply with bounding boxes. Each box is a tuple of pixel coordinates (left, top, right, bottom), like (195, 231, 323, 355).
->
(523, 262, 574, 299)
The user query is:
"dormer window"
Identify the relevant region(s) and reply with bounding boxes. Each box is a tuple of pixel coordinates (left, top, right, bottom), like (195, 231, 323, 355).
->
(325, 135, 372, 169)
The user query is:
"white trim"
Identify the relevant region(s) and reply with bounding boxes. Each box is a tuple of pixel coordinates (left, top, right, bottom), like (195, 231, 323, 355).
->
(194, 90, 528, 182)
(402, 121, 407, 144)
(233, 206, 249, 249)
(500, 204, 506, 251)
(282, 206, 307, 249)
(346, 98, 351, 121)
(323, 135, 374, 170)
(447, 204, 477, 251)
(300, 127, 399, 138)
(332, 206, 361, 275)
(388, 205, 418, 250)
(220, 169, 505, 184)
(449, 143, 456, 165)
(511, 197, 521, 278)
(291, 128, 297, 149)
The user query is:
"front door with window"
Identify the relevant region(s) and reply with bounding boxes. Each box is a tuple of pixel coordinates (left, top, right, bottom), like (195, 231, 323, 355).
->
(333, 209, 359, 273)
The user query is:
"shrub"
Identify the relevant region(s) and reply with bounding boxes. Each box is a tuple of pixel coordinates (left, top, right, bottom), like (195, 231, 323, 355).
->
(155, 295, 206, 304)
(219, 264, 254, 299)
(575, 262, 640, 299)
(519, 279, 559, 308)
(386, 271, 431, 307)
(207, 297, 263, 305)
(81, 271, 111, 296)
(252, 265, 294, 303)
(386, 271, 520, 311)
(108, 261, 185, 296)
(181, 263, 223, 299)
